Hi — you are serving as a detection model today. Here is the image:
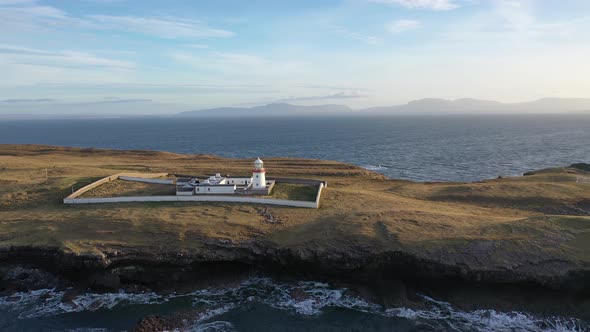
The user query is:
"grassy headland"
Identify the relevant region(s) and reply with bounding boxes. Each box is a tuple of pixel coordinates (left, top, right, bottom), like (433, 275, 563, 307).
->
(0, 144, 589, 291)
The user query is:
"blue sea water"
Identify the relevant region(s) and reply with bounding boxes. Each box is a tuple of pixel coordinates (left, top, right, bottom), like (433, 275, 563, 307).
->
(1, 114, 589, 182)
(1, 114, 590, 331)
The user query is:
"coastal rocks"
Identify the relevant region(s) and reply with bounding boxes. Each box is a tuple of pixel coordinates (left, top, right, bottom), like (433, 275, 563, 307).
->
(289, 287, 310, 302)
(0, 235, 588, 303)
(89, 272, 121, 291)
(0, 265, 58, 291)
(133, 315, 178, 332)
(133, 309, 206, 332)
(256, 207, 283, 224)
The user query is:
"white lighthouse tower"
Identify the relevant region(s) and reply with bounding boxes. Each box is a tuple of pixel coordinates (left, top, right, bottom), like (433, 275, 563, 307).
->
(252, 157, 266, 189)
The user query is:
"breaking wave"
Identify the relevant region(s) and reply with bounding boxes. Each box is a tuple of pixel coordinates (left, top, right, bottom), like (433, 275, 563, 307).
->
(0, 278, 586, 332)
(362, 164, 390, 171)
(0, 288, 163, 319)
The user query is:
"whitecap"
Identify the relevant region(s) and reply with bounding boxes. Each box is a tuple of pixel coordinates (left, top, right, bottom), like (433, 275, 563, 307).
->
(362, 164, 388, 171)
(0, 288, 165, 319)
(384, 295, 586, 332)
(188, 321, 236, 332)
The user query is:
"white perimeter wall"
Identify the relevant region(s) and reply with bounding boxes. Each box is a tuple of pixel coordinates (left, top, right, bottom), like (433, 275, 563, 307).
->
(64, 192, 320, 208)
(64, 174, 324, 209)
(66, 172, 170, 199)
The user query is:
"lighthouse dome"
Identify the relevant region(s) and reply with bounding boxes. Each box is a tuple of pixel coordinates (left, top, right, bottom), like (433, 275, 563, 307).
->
(254, 158, 264, 165)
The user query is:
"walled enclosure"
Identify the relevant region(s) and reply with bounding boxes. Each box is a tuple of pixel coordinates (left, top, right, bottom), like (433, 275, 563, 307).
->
(64, 173, 324, 208)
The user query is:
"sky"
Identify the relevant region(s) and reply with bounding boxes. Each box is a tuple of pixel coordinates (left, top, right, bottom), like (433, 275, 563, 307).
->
(0, 0, 590, 115)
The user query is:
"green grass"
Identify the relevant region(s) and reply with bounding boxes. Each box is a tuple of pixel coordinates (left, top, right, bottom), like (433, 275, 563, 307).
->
(269, 183, 318, 202)
(80, 179, 175, 198)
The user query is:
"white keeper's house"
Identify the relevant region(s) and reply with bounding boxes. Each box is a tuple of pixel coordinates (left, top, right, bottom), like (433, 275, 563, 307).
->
(176, 158, 275, 196)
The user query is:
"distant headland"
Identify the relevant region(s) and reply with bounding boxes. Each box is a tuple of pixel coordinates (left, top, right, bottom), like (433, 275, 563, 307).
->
(177, 97, 590, 117)
(2, 97, 590, 119)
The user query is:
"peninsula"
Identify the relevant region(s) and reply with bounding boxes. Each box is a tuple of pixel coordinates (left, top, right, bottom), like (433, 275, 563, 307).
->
(1, 145, 589, 318)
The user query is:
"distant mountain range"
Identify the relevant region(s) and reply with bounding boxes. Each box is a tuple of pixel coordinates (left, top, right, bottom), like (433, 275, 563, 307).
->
(177, 103, 353, 117)
(363, 98, 590, 114)
(177, 98, 590, 117)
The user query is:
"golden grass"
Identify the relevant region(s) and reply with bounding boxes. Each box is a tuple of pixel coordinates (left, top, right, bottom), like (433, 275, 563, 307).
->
(268, 183, 318, 202)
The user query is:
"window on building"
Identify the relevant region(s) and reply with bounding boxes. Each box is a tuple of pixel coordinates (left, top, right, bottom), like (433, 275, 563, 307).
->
(256, 175, 259, 178)
(208, 188, 210, 192)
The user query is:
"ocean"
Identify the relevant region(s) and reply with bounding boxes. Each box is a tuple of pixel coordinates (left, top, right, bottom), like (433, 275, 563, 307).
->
(1, 114, 589, 331)
(0, 277, 586, 331)
(1, 114, 590, 182)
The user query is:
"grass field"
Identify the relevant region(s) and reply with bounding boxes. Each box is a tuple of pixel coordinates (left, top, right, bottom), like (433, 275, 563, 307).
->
(80, 179, 176, 197)
(268, 183, 318, 202)
(0, 144, 589, 268)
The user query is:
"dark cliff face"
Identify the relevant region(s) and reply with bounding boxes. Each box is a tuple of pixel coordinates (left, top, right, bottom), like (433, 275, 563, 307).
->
(1, 239, 588, 294)
(2, 240, 590, 321)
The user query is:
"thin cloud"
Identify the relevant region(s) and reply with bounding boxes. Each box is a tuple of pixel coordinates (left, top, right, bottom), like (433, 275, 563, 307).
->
(0, 2, 233, 40)
(69, 98, 152, 105)
(89, 15, 234, 39)
(26, 83, 274, 93)
(0, 45, 135, 70)
(331, 25, 382, 45)
(369, 0, 459, 11)
(276, 92, 367, 103)
(185, 44, 210, 49)
(1, 98, 56, 103)
(0, 0, 36, 4)
(171, 52, 306, 77)
(0, 45, 57, 56)
(385, 19, 421, 33)
(303, 85, 370, 92)
(0, 3, 66, 19)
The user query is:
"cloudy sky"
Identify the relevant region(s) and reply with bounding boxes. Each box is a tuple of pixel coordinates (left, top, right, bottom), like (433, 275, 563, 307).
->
(1, 0, 589, 114)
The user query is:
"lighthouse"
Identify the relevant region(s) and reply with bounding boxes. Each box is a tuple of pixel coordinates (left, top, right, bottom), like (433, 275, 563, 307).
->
(252, 157, 266, 189)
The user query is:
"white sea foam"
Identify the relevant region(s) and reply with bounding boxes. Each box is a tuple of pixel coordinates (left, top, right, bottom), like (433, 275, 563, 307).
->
(0, 288, 164, 319)
(363, 164, 389, 171)
(186, 278, 586, 332)
(189, 321, 236, 332)
(385, 296, 585, 332)
(0, 278, 586, 332)
(187, 277, 377, 316)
